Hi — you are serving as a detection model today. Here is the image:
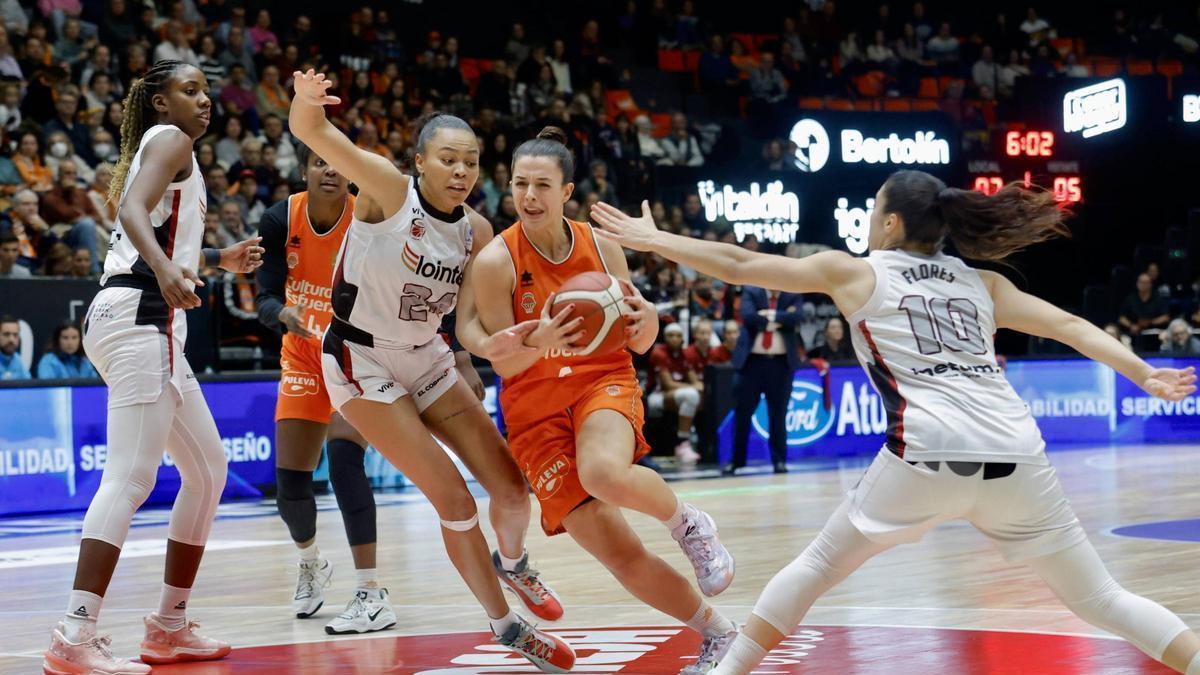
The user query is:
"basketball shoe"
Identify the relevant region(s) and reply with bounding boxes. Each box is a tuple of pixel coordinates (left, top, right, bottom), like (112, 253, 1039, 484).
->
(675, 440, 701, 465)
(43, 623, 150, 675)
(493, 615, 576, 673)
(293, 557, 333, 618)
(139, 613, 231, 664)
(679, 629, 738, 674)
(324, 588, 397, 634)
(672, 504, 735, 596)
(493, 551, 564, 621)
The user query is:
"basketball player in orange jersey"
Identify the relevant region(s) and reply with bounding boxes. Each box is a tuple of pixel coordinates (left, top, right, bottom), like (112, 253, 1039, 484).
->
(289, 70, 573, 672)
(592, 172, 1200, 675)
(458, 127, 738, 675)
(255, 141, 405, 634)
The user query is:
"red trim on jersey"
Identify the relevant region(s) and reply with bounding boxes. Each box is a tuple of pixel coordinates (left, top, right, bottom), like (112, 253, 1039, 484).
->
(341, 343, 363, 395)
(165, 192, 181, 374)
(858, 319, 906, 457)
(165, 191, 181, 258)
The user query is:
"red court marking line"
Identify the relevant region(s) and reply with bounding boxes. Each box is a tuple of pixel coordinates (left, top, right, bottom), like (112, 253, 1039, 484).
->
(148, 624, 1175, 674)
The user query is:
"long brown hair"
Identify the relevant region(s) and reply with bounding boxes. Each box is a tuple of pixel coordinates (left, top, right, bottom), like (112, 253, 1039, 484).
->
(108, 59, 188, 205)
(881, 170, 1070, 262)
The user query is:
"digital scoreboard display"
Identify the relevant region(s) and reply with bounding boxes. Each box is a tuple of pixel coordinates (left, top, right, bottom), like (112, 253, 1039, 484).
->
(967, 125, 1083, 204)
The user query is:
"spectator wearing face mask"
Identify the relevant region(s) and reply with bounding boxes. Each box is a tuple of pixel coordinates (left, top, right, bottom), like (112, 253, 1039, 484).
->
(45, 130, 94, 184)
(90, 128, 118, 166)
(43, 89, 95, 166)
(39, 160, 100, 273)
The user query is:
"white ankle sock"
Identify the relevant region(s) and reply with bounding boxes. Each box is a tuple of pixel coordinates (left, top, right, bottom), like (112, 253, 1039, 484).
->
(686, 600, 735, 638)
(499, 549, 526, 572)
(489, 609, 519, 636)
(663, 500, 687, 531)
(157, 584, 190, 630)
(1186, 650, 1200, 675)
(298, 541, 319, 562)
(354, 568, 379, 588)
(714, 633, 767, 675)
(63, 590, 102, 642)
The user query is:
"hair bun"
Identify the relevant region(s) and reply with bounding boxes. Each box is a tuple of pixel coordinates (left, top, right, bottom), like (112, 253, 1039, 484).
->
(937, 187, 956, 201)
(536, 126, 568, 145)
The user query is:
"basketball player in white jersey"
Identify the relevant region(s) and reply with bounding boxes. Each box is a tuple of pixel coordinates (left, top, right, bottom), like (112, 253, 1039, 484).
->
(43, 60, 263, 675)
(289, 69, 575, 672)
(592, 170, 1200, 675)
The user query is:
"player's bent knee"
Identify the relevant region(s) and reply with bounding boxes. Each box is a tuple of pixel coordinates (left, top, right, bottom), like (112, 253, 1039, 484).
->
(675, 387, 701, 417)
(578, 460, 623, 499)
(440, 512, 480, 532)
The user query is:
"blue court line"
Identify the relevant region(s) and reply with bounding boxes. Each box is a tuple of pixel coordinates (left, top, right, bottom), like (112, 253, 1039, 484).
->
(1108, 519, 1200, 544)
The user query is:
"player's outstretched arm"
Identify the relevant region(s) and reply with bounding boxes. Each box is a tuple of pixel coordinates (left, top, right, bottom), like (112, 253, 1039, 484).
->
(985, 270, 1197, 401)
(590, 200, 867, 298)
(289, 69, 409, 216)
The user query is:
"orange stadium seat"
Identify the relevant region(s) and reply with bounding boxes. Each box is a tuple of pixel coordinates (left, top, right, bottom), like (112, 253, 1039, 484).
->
(883, 98, 912, 112)
(827, 98, 854, 111)
(1091, 57, 1122, 77)
(917, 77, 940, 99)
(911, 99, 940, 111)
(853, 99, 877, 111)
(1050, 38, 1075, 58)
(1127, 60, 1153, 76)
(658, 49, 685, 72)
(798, 96, 824, 110)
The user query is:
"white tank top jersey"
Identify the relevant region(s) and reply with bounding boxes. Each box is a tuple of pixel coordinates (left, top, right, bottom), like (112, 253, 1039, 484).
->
(101, 124, 207, 285)
(330, 177, 473, 348)
(847, 249, 1047, 465)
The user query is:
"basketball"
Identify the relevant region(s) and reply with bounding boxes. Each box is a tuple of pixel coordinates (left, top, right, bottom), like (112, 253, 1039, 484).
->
(549, 271, 634, 356)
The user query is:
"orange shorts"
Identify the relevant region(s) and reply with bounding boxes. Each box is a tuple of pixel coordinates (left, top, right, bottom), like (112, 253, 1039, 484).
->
(505, 373, 651, 536)
(276, 335, 334, 424)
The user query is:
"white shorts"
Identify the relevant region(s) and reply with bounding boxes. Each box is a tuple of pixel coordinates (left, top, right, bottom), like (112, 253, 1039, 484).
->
(84, 285, 198, 408)
(321, 330, 457, 414)
(847, 448, 1088, 562)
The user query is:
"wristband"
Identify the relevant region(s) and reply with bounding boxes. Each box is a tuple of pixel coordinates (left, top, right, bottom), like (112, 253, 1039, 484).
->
(202, 248, 221, 267)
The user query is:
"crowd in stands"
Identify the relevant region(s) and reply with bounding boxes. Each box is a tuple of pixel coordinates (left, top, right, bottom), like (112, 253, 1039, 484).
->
(0, 0, 1196, 402)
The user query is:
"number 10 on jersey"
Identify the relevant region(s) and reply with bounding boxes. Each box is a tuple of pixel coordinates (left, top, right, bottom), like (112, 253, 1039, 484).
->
(898, 295, 987, 355)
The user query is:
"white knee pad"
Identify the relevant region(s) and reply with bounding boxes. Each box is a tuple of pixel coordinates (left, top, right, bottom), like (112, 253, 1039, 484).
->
(80, 396, 175, 548)
(164, 390, 228, 547)
(440, 512, 480, 532)
(647, 391, 665, 417)
(1061, 578, 1188, 658)
(1033, 541, 1190, 660)
(81, 473, 157, 548)
(674, 387, 701, 417)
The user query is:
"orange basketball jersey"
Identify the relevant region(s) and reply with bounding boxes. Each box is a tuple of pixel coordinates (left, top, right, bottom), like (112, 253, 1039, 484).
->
(498, 219, 636, 426)
(282, 191, 355, 346)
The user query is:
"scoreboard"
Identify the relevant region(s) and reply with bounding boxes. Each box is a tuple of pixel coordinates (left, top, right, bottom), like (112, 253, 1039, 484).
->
(967, 125, 1084, 204)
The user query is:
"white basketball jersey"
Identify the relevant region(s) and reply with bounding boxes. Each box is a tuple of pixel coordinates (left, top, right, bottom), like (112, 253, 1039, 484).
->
(330, 177, 472, 348)
(101, 124, 207, 285)
(847, 249, 1046, 465)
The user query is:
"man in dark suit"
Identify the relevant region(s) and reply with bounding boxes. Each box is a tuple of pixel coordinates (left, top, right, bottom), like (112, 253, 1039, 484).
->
(725, 286, 804, 475)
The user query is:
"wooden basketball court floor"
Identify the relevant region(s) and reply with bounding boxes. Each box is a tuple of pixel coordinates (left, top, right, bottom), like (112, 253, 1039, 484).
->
(1, 443, 1198, 674)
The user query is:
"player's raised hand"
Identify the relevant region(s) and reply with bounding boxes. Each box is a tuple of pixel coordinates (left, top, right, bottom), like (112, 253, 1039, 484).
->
(1142, 366, 1197, 401)
(292, 69, 342, 107)
(590, 200, 661, 252)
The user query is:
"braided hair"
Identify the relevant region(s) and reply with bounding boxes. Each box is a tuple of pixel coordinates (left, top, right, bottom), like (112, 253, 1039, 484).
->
(108, 59, 190, 205)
